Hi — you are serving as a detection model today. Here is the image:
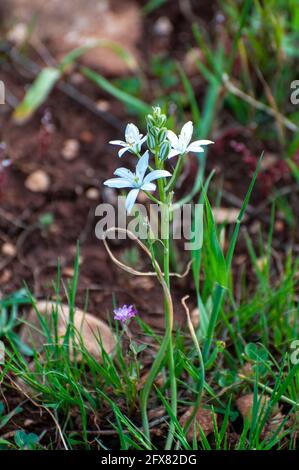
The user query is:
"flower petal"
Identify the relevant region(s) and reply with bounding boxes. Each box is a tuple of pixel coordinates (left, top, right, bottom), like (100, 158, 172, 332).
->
(136, 151, 149, 181)
(141, 182, 156, 191)
(125, 123, 140, 143)
(125, 188, 139, 214)
(167, 130, 179, 149)
(167, 149, 181, 159)
(143, 170, 171, 184)
(187, 140, 214, 152)
(179, 121, 193, 148)
(118, 147, 129, 158)
(109, 140, 126, 146)
(104, 177, 133, 189)
(114, 167, 135, 181)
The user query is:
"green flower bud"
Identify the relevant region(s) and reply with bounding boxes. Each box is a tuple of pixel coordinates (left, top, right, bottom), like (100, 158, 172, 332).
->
(147, 133, 156, 152)
(157, 128, 168, 143)
(158, 140, 171, 161)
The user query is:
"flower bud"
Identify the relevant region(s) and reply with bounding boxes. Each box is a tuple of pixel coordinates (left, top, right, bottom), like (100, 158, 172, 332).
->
(158, 140, 171, 161)
(157, 128, 167, 143)
(147, 132, 156, 152)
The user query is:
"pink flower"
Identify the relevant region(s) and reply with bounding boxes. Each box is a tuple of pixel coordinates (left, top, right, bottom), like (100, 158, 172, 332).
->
(113, 305, 137, 323)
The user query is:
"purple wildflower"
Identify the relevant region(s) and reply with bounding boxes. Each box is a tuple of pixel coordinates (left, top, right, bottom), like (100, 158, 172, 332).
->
(113, 305, 137, 323)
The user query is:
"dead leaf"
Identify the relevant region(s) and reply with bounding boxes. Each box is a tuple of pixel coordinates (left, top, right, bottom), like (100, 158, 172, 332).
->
(179, 407, 215, 441)
(236, 394, 279, 423)
(20, 301, 116, 361)
(239, 362, 254, 378)
(262, 411, 285, 439)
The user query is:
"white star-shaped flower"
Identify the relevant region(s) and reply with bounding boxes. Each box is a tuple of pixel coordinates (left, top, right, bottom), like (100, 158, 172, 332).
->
(109, 123, 147, 158)
(104, 151, 171, 213)
(167, 121, 214, 159)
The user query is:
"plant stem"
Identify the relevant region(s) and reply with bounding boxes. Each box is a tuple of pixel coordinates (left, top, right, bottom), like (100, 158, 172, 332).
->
(140, 179, 177, 449)
(162, 195, 177, 450)
(165, 154, 185, 194)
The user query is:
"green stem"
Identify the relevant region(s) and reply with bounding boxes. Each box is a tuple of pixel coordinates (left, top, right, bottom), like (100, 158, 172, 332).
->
(140, 173, 177, 449)
(165, 154, 185, 194)
(143, 191, 161, 205)
(162, 196, 177, 450)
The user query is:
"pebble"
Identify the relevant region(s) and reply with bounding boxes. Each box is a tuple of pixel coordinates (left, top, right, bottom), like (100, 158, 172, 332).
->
(62, 139, 80, 161)
(1, 242, 16, 257)
(153, 17, 173, 36)
(25, 170, 50, 193)
(86, 187, 100, 200)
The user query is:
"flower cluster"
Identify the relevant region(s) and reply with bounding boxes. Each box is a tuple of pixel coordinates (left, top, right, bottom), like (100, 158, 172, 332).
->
(113, 304, 137, 323)
(104, 107, 214, 214)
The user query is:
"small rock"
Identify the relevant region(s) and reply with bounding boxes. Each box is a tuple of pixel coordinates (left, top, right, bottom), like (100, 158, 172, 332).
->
(1, 242, 16, 257)
(95, 100, 110, 112)
(75, 185, 84, 196)
(69, 72, 85, 86)
(183, 48, 204, 75)
(275, 219, 284, 232)
(86, 187, 100, 200)
(62, 139, 80, 161)
(25, 170, 50, 193)
(153, 17, 173, 36)
(85, 167, 95, 178)
(79, 130, 95, 143)
(0, 269, 12, 283)
(7, 23, 28, 44)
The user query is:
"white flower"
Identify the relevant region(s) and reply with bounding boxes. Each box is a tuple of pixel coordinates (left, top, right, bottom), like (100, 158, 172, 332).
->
(104, 151, 171, 213)
(167, 121, 214, 159)
(109, 123, 147, 158)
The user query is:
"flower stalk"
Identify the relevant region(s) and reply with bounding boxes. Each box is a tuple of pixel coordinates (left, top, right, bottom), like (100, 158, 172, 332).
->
(103, 106, 214, 449)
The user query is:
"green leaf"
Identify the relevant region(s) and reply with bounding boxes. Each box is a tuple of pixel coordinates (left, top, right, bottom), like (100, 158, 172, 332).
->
(60, 41, 137, 73)
(203, 195, 227, 288)
(13, 68, 61, 123)
(82, 67, 151, 116)
(14, 430, 39, 449)
(244, 343, 268, 363)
